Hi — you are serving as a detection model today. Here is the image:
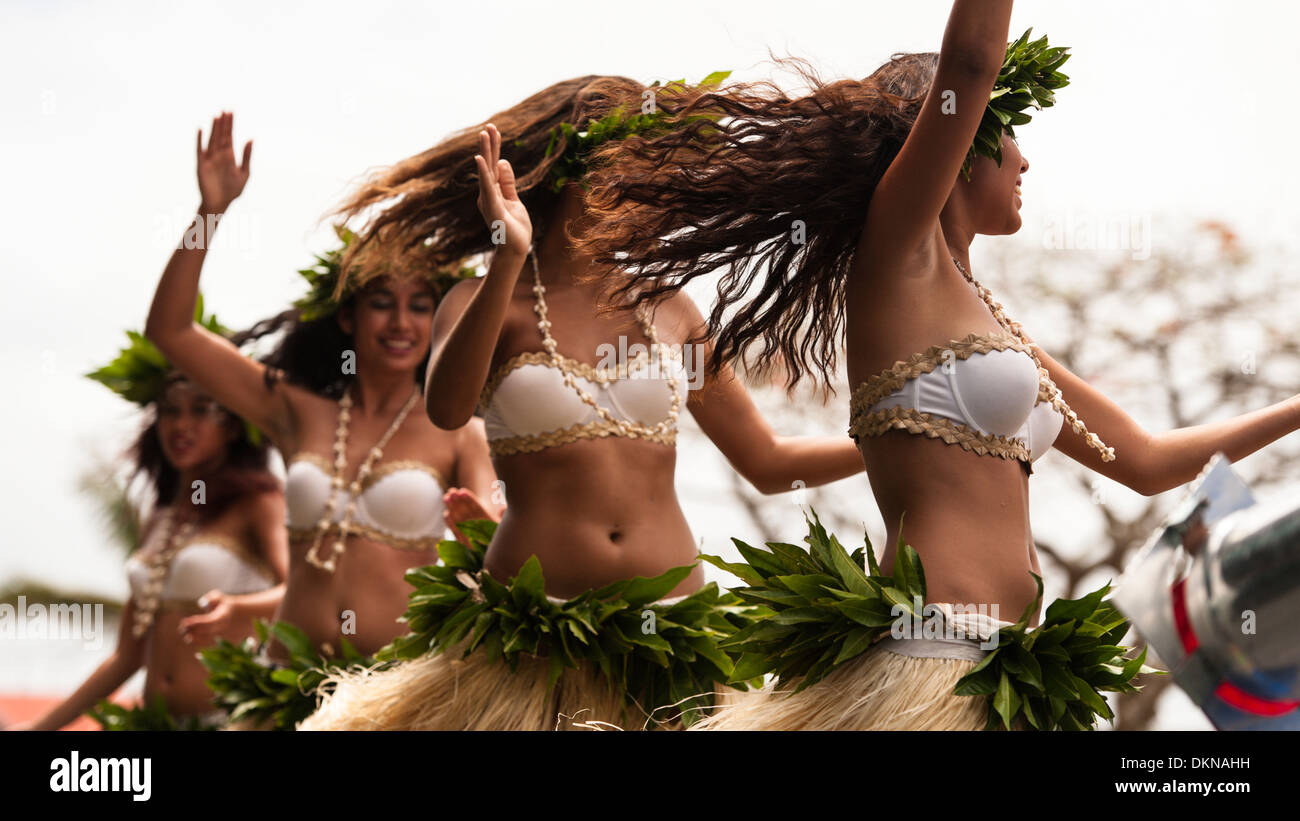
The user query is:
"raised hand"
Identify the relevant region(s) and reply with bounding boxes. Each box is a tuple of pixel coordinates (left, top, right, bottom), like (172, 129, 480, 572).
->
(177, 589, 234, 646)
(473, 123, 532, 256)
(197, 111, 252, 212)
(443, 487, 502, 546)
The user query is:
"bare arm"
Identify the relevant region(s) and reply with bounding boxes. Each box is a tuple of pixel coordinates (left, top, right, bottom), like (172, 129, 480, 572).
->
(451, 418, 502, 511)
(21, 598, 147, 730)
(144, 112, 296, 447)
(179, 490, 287, 646)
(861, 0, 1014, 263)
(1036, 344, 1300, 496)
(670, 292, 864, 494)
(425, 124, 531, 428)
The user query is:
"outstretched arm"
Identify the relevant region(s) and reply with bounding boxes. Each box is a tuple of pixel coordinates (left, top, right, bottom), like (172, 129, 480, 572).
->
(424, 124, 531, 428)
(144, 111, 296, 447)
(860, 0, 1014, 265)
(670, 292, 864, 494)
(1036, 344, 1300, 496)
(17, 598, 147, 730)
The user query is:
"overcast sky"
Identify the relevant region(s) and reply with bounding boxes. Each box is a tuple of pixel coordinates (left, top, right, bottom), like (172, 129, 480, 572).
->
(6, 0, 1300, 727)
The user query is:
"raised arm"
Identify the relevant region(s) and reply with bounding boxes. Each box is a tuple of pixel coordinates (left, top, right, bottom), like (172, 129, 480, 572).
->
(1035, 344, 1300, 496)
(144, 112, 295, 447)
(424, 123, 531, 428)
(668, 292, 865, 494)
(862, 0, 1014, 262)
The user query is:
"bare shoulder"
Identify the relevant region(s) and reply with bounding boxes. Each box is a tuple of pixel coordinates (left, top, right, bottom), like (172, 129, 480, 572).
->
(234, 485, 286, 521)
(444, 276, 484, 303)
(650, 289, 708, 341)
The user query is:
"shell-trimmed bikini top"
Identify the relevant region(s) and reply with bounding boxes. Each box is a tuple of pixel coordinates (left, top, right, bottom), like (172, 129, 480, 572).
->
(284, 454, 448, 551)
(479, 250, 690, 457)
(848, 258, 1115, 476)
(126, 512, 277, 609)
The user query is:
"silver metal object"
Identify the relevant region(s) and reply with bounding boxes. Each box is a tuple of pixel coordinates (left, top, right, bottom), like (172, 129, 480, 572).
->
(1115, 452, 1300, 730)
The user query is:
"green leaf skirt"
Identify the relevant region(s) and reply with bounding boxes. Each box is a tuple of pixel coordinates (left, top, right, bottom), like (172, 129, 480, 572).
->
(701, 509, 1159, 731)
(200, 619, 379, 731)
(299, 519, 763, 730)
(88, 694, 223, 731)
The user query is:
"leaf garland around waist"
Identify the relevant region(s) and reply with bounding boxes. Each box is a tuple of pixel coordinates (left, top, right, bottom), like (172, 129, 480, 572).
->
(703, 507, 1162, 731)
(89, 694, 219, 732)
(200, 619, 377, 731)
(378, 518, 765, 728)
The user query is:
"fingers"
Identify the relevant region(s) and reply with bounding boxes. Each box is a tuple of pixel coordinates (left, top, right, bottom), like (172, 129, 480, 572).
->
(241, 140, 253, 174)
(478, 129, 494, 181)
(497, 158, 519, 201)
(196, 128, 203, 158)
(474, 154, 496, 207)
(487, 122, 501, 167)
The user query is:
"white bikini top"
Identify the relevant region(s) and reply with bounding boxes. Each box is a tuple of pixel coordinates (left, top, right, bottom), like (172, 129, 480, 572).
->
(478, 250, 690, 457)
(480, 350, 691, 456)
(847, 257, 1116, 475)
(126, 529, 276, 605)
(284, 454, 448, 550)
(850, 330, 1064, 473)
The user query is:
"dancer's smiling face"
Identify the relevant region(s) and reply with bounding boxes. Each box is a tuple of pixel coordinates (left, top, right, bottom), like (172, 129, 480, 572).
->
(155, 378, 237, 473)
(337, 276, 435, 375)
(960, 131, 1029, 236)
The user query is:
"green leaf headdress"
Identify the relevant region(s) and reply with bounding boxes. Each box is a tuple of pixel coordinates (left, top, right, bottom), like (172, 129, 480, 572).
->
(295, 224, 478, 322)
(962, 27, 1071, 180)
(541, 70, 732, 193)
(86, 294, 262, 445)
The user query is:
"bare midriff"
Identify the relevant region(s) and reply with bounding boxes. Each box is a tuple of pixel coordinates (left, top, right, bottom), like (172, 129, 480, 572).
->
(485, 436, 704, 601)
(856, 428, 1040, 626)
(846, 251, 1045, 627)
(143, 606, 261, 716)
(270, 536, 437, 661)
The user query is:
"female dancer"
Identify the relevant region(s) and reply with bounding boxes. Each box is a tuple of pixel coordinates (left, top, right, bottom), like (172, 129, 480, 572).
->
(145, 112, 499, 674)
(570, 0, 1300, 729)
(20, 348, 287, 730)
(299, 75, 866, 730)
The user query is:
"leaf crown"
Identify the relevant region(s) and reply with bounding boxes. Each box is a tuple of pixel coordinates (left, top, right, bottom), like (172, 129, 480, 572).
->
(962, 27, 1071, 180)
(296, 224, 478, 322)
(541, 70, 732, 193)
(86, 294, 263, 445)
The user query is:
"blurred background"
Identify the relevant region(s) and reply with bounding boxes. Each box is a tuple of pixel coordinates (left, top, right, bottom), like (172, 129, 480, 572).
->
(3, 0, 1299, 729)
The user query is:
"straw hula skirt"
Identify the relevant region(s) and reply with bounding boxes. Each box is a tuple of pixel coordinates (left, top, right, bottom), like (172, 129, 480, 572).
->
(298, 520, 759, 731)
(693, 509, 1156, 731)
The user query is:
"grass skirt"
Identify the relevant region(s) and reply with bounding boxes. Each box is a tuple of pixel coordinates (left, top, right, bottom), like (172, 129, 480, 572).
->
(298, 638, 641, 731)
(702, 509, 1157, 731)
(298, 520, 760, 731)
(692, 641, 988, 731)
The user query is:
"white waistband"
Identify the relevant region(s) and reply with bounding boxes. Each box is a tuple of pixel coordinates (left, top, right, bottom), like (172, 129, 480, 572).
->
(545, 593, 688, 606)
(879, 602, 1013, 661)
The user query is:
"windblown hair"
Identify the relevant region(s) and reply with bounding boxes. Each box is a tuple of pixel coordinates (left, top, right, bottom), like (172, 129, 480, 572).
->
(130, 373, 278, 528)
(574, 53, 941, 392)
(326, 75, 675, 287)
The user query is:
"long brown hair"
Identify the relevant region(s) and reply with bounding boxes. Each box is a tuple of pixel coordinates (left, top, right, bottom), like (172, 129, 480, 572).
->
(331, 75, 660, 287)
(131, 373, 278, 533)
(574, 53, 941, 392)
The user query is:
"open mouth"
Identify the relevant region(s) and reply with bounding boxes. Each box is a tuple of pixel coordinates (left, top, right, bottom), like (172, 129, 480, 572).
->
(379, 337, 416, 355)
